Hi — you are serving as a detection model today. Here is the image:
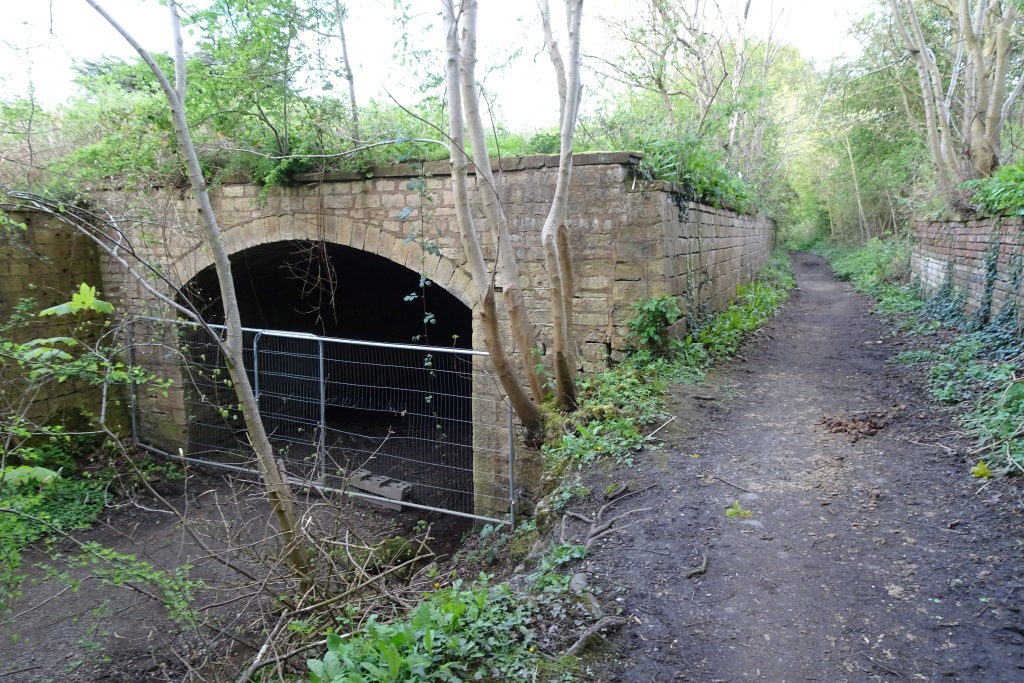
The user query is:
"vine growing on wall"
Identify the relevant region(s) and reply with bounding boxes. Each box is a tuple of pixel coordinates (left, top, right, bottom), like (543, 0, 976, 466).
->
(401, 162, 443, 346)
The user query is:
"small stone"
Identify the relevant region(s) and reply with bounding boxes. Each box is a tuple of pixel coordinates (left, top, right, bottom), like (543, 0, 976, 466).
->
(569, 572, 589, 595)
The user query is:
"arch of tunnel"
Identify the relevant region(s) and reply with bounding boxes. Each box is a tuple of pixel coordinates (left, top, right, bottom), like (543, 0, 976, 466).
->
(87, 152, 773, 519)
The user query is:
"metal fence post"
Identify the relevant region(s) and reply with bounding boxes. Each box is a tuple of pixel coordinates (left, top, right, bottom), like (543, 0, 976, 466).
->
(508, 399, 516, 531)
(318, 338, 326, 481)
(252, 331, 263, 404)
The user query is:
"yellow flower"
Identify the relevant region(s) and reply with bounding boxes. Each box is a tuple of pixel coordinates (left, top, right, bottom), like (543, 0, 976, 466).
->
(596, 446, 602, 451)
(529, 646, 535, 652)
(434, 582, 440, 589)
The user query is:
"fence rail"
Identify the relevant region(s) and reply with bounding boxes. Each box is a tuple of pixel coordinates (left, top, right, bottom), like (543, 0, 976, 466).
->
(127, 317, 515, 525)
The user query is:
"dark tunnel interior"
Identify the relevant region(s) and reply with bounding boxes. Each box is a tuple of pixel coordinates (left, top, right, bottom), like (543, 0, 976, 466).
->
(182, 240, 471, 347)
(179, 240, 479, 516)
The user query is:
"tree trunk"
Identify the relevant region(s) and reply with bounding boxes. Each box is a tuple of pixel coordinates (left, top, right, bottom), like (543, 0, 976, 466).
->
(441, 0, 543, 440)
(86, 0, 312, 587)
(844, 133, 869, 242)
(334, 1, 360, 142)
(538, 0, 584, 411)
(457, 1, 547, 406)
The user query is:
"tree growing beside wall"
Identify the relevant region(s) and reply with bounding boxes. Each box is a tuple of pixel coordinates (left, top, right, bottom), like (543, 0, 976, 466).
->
(441, 0, 584, 431)
(83, 0, 313, 585)
(886, 0, 1023, 190)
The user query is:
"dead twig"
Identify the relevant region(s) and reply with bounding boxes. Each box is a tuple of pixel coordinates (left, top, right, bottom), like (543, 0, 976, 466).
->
(900, 517, 966, 535)
(906, 437, 955, 453)
(646, 416, 676, 438)
(858, 650, 902, 677)
(562, 616, 627, 656)
(707, 473, 752, 493)
(685, 553, 709, 579)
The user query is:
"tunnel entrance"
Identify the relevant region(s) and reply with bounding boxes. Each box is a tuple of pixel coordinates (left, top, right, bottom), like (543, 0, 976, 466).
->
(184, 240, 470, 346)
(167, 240, 507, 520)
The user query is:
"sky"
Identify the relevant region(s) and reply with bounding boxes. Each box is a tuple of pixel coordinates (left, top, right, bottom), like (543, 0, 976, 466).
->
(1, 0, 875, 130)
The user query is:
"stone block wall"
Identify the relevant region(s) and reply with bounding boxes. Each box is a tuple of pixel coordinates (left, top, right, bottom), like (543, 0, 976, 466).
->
(912, 216, 1024, 318)
(0, 211, 126, 431)
(66, 153, 773, 518)
(658, 186, 775, 336)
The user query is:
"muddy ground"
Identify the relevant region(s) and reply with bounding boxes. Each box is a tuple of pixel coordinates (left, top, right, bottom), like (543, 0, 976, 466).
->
(4, 252, 1022, 682)
(568, 253, 1024, 681)
(0, 472, 469, 682)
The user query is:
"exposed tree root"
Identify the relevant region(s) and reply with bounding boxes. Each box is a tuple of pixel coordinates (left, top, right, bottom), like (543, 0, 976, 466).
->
(562, 616, 628, 656)
(560, 485, 656, 551)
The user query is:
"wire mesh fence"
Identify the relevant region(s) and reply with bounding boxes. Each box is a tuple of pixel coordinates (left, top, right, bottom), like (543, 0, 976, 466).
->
(127, 317, 514, 524)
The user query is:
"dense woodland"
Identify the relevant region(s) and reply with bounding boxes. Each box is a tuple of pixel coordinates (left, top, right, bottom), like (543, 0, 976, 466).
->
(1, 2, 1023, 682)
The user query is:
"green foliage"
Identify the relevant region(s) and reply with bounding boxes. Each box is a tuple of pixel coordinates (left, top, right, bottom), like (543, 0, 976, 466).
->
(626, 294, 682, 354)
(1, 470, 108, 609)
(693, 282, 789, 359)
(576, 362, 671, 425)
(636, 136, 754, 214)
(39, 283, 115, 317)
(307, 577, 542, 683)
(967, 164, 1024, 216)
(815, 238, 921, 314)
(542, 416, 648, 472)
(971, 460, 993, 479)
(455, 524, 514, 567)
(549, 481, 590, 513)
(725, 500, 752, 519)
(889, 349, 940, 365)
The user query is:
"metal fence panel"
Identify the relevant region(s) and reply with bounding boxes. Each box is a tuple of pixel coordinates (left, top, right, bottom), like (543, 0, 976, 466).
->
(128, 318, 514, 525)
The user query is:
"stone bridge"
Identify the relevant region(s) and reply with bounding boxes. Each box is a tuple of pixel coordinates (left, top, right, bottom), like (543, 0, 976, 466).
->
(6, 152, 774, 519)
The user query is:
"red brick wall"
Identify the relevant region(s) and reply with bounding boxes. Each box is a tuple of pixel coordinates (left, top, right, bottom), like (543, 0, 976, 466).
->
(912, 217, 1024, 318)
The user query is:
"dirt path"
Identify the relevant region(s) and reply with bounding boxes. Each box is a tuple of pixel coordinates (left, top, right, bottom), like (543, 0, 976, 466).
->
(580, 253, 1024, 682)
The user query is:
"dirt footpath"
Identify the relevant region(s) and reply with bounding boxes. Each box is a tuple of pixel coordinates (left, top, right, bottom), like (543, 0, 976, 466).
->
(580, 253, 1024, 682)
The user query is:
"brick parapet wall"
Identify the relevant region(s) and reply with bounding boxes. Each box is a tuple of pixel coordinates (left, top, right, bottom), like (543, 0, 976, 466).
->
(912, 216, 1024, 317)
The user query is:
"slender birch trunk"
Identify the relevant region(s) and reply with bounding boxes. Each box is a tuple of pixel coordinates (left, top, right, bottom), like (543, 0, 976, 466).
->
(334, 1, 360, 142)
(441, 0, 543, 439)
(85, 0, 312, 586)
(538, 0, 584, 411)
(457, 1, 547, 406)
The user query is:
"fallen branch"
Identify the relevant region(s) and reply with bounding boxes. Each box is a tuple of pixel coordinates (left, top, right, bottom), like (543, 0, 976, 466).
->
(900, 518, 966, 535)
(562, 616, 627, 656)
(685, 553, 708, 579)
(858, 650, 902, 677)
(708, 473, 752, 493)
(646, 416, 676, 438)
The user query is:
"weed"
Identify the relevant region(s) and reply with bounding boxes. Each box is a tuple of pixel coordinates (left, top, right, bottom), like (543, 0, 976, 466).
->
(726, 500, 753, 519)
(626, 294, 683, 355)
(889, 349, 940, 365)
(307, 576, 543, 683)
(550, 481, 590, 513)
(542, 417, 648, 473)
